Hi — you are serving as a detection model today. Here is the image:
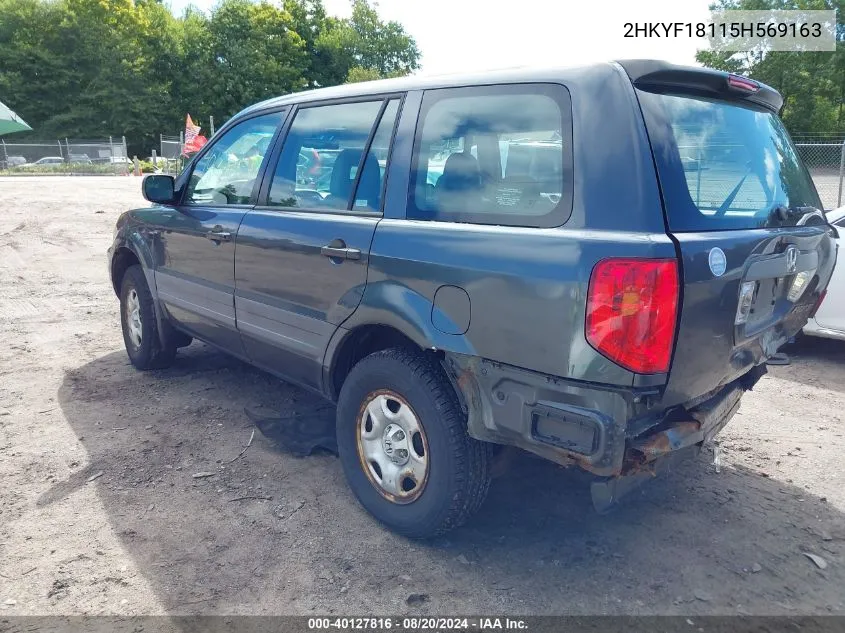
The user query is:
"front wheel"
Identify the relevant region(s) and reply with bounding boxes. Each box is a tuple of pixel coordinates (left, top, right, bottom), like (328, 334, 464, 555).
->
(119, 265, 176, 370)
(336, 348, 492, 538)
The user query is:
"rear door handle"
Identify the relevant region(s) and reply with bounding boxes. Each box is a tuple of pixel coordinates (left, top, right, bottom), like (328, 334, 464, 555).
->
(321, 244, 361, 260)
(206, 231, 232, 243)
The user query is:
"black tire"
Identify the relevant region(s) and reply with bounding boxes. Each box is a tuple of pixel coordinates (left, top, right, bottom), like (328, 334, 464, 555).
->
(336, 348, 492, 538)
(119, 265, 177, 370)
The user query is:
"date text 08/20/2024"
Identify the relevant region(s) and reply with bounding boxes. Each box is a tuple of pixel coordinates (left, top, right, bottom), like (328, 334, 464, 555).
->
(306, 617, 528, 631)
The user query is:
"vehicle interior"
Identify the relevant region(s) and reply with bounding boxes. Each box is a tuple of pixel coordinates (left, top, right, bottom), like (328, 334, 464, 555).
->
(414, 93, 564, 219)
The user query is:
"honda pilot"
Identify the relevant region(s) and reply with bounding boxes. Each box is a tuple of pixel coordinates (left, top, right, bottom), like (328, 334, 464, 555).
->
(108, 60, 837, 538)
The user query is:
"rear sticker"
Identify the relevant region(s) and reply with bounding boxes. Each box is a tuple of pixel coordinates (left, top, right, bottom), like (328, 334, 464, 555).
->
(709, 247, 727, 277)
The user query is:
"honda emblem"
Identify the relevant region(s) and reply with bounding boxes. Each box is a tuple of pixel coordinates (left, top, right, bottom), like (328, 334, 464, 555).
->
(785, 246, 798, 274)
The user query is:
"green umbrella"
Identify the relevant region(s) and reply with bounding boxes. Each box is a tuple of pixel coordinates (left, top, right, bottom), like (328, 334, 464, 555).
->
(0, 99, 32, 136)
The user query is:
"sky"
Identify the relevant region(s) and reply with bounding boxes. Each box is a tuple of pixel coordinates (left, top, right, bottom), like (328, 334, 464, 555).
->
(167, 0, 715, 75)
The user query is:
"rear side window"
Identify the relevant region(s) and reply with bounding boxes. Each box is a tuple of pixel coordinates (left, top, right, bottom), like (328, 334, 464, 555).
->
(268, 98, 399, 212)
(408, 84, 573, 227)
(637, 90, 823, 231)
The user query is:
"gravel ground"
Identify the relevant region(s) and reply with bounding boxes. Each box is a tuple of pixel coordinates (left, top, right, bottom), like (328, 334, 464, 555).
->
(1, 176, 844, 616)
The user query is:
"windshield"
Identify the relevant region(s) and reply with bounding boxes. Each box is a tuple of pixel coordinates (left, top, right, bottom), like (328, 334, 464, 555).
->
(637, 90, 822, 231)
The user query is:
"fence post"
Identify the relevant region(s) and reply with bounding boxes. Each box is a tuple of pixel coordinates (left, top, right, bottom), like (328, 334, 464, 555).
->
(151, 149, 157, 171)
(209, 115, 215, 137)
(122, 137, 128, 176)
(57, 139, 64, 160)
(179, 131, 184, 173)
(1, 138, 7, 170)
(109, 136, 116, 175)
(838, 140, 845, 208)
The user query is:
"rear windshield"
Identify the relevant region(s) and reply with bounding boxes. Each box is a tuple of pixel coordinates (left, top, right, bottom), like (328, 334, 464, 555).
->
(637, 90, 823, 231)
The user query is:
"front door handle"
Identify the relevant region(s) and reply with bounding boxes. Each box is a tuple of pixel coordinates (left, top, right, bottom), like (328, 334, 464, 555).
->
(206, 231, 231, 243)
(321, 243, 361, 260)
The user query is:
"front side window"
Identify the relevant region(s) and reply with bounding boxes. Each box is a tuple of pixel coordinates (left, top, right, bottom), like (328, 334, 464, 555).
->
(409, 84, 572, 227)
(268, 99, 398, 211)
(184, 112, 282, 206)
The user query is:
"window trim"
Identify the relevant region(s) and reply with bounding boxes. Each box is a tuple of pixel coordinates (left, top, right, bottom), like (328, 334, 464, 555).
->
(407, 82, 574, 228)
(177, 106, 290, 208)
(255, 92, 406, 217)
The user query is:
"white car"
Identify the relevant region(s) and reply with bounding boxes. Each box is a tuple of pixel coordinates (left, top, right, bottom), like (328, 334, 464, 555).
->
(804, 206, 845, 340)
(21, 156, 65, 167)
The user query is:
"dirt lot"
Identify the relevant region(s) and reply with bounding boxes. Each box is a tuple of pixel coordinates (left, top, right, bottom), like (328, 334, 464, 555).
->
(1, 176, 845, 616)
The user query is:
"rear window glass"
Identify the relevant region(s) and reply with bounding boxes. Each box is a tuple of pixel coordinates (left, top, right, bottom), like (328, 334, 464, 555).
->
(408, 84, 573, 228)
(637, 90, 823, 231)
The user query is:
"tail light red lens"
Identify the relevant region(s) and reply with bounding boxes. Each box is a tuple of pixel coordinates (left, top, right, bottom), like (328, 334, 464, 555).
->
(586, 258, 679, 374)
(727, 75, 759, 93)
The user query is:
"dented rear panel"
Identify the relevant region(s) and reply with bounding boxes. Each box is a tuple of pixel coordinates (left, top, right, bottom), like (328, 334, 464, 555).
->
(628, 70, 837, 407)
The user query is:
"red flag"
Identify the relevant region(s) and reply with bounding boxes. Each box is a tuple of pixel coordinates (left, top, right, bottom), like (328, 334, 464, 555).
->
(184, 134, 207, 155)
(182, 115, 205, 155)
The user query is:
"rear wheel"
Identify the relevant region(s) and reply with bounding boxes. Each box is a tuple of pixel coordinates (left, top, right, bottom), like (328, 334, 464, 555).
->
(336, 348, 492, 538)
(119, 265, 176, 370)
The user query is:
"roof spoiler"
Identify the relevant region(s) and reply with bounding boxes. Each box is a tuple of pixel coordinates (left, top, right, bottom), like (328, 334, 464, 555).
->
(616, 59, 783, 113)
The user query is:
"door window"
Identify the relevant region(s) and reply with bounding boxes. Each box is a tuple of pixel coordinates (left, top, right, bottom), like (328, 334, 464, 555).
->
(184, 112, 283, 206)
(353, 99, 400, 211)
(409, 84, 572, 227)
(268, 99, 399, 211)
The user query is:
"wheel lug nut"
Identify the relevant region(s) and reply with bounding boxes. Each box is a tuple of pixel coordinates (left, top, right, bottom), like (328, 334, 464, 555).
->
(393, 430, 405, 441)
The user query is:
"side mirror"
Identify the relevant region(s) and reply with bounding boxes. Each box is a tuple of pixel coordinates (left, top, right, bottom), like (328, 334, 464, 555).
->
(142, 174, 176, 204)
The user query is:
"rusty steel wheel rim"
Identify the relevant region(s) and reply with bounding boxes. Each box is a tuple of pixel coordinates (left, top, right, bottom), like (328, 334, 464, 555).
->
(356, 389, 429, 504)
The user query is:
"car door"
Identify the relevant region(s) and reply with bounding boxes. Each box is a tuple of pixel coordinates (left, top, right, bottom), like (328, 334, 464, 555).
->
(154, 110, 286, 355)
(234, 97, 402, 390)
(813, 214, 844, 333)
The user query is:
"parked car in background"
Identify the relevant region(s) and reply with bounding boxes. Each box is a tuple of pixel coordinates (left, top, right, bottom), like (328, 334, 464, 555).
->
(68, 154, 92, 164)
(109, 60, 837, 538)
(804, 205, 845, 341)
(4, 155, 27, 167)
(21, 156, 64, 168)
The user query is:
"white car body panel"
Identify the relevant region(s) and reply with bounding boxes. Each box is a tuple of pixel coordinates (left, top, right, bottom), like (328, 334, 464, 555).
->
(804, 207, 845, 341)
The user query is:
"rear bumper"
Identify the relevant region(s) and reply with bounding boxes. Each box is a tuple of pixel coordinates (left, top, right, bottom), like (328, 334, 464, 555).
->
(444, 352, 760, 484)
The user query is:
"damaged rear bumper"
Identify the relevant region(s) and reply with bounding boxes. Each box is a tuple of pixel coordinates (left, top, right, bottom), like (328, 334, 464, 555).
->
(443, 353, 760, 510)
(591, 384, 742, 512)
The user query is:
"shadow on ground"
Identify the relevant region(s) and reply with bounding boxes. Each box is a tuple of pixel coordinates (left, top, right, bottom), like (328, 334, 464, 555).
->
(773, 336, 845, 393)
(53, 344, 845, 615)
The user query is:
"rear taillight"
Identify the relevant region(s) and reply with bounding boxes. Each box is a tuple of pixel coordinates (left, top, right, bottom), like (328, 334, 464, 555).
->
(586, 258, 679, 374)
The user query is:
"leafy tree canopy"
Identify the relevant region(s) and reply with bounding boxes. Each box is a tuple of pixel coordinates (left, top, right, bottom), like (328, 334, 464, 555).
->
(696, 0, 845, 137)
(0, 0, 420, 154)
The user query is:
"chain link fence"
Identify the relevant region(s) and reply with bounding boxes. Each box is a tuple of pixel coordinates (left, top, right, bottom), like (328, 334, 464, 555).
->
(4, 130, 844, 207)
(0, 137, 130, 175)
(156, 134, 186, 175)
(793, 140, 845, 211)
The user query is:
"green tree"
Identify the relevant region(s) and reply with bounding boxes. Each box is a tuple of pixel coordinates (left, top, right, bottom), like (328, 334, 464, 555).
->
(346, 66, 383, 83)
(0, 0, 420, 154)
(695, 0, 845, 136)
(208, 0, 308, 118)
(315, 0, 420, 86)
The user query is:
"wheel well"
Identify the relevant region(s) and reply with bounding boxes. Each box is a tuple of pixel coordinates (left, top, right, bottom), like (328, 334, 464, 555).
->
(330, 325, 422, 400)
(111, 248, 140, 296)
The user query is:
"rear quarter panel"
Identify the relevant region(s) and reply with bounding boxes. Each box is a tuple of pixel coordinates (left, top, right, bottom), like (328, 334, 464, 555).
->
(343, 65, 675, 387)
